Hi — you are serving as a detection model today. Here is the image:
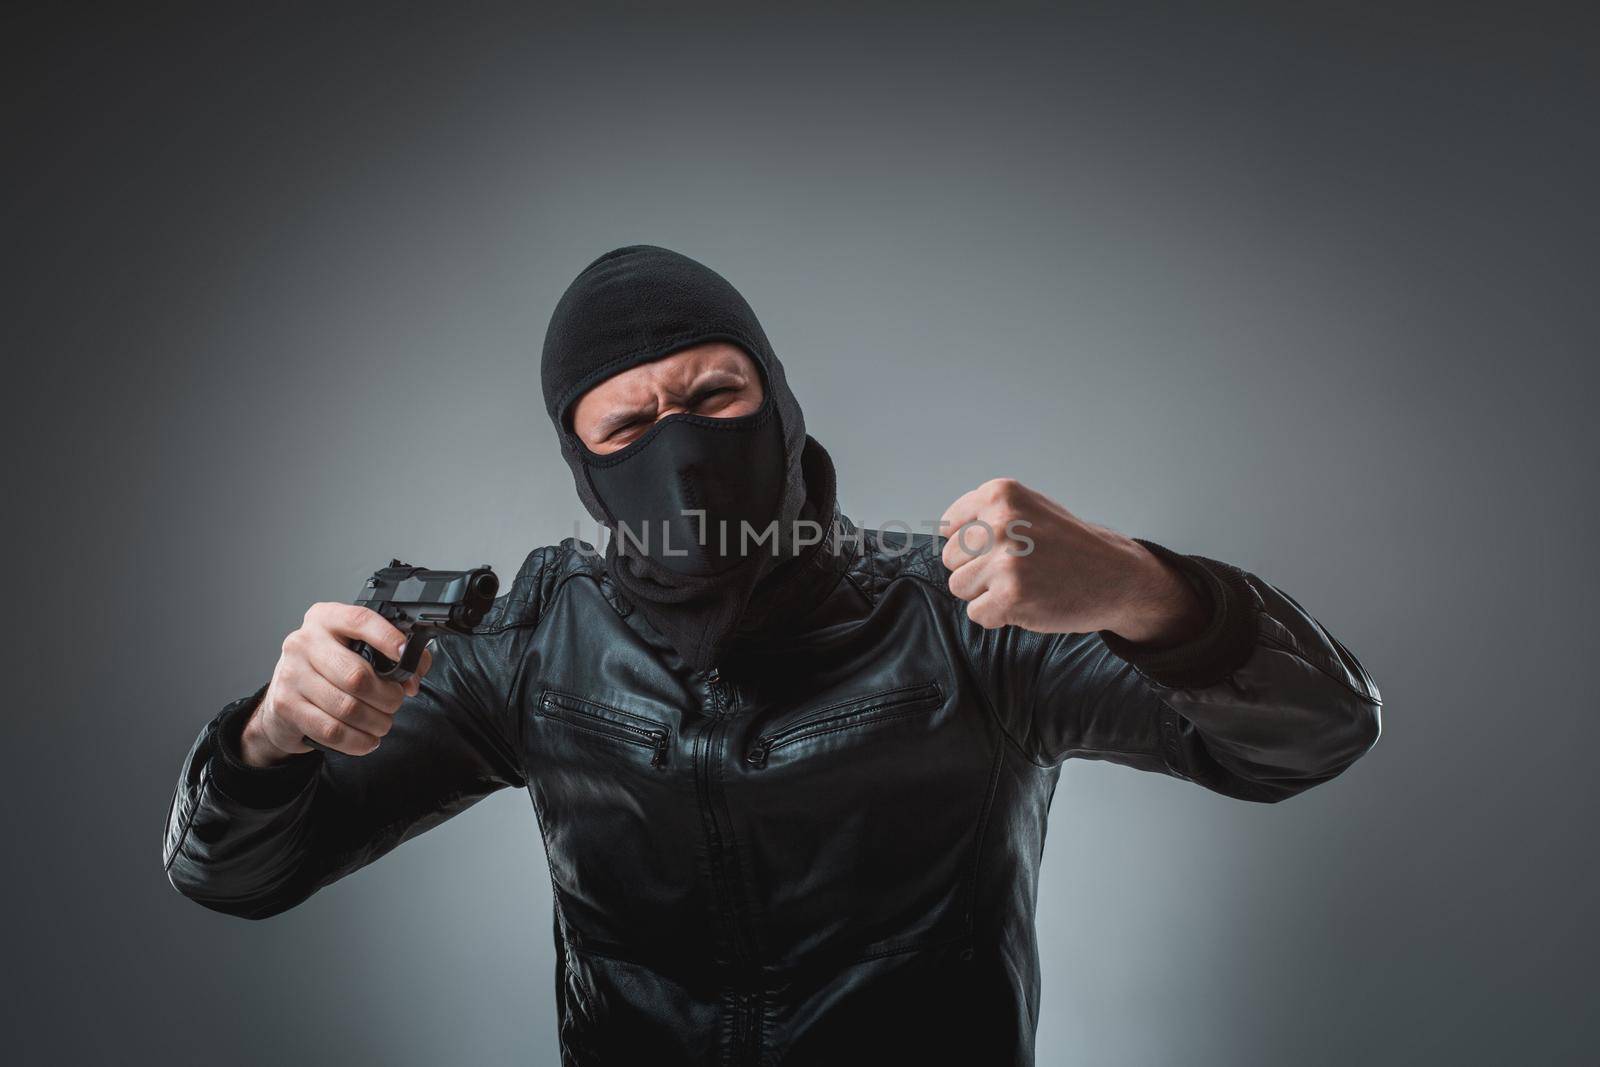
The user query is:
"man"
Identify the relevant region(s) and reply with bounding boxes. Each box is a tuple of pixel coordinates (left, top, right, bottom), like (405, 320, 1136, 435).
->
(164, 245, 1381, 1065)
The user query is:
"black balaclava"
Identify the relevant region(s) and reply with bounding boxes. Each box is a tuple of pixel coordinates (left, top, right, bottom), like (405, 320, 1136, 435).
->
(541, 245, 833, 669)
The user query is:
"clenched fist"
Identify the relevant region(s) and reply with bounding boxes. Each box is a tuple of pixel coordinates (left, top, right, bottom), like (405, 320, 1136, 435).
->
(939, 478, 1207, 645)
(239, 602, 435, 767)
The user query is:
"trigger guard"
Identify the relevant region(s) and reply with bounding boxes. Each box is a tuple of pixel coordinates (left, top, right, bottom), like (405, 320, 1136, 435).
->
(357, 641, 414, 684)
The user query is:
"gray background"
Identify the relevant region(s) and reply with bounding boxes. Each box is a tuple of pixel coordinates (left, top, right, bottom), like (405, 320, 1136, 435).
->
(6, 3, 1596, 1064)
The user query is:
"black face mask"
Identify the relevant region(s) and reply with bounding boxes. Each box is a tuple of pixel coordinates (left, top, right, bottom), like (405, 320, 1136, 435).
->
(541, 245, 837, 670)
(580, 398, 787, 578)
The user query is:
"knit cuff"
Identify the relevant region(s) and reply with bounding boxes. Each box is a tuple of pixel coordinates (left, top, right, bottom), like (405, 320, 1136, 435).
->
(208, 685, 322, 808)
(1099, 539, 1260, 689)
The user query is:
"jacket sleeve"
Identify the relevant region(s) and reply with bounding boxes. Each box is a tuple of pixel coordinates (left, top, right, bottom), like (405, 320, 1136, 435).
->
(162, 625, 528, 918)
(961, 540, 1382, 803)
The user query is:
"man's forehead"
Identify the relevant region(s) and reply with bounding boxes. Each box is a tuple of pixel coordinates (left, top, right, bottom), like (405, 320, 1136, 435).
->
(598, 343, 754, 398)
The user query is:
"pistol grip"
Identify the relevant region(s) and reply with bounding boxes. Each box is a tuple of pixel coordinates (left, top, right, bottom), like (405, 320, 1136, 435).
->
(350, 636, 422, 684)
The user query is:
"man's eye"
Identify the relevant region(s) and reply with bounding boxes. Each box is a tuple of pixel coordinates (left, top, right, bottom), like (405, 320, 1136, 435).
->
(692, 388, 735, 406)
(605, 420, 648, 442)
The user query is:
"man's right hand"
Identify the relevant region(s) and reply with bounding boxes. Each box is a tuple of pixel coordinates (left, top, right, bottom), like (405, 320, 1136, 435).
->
(239, 603, 434, 768)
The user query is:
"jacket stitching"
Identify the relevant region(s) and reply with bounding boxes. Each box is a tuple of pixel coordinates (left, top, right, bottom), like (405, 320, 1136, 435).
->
(879, 567, 1041, 767)
(1152, 699, 1193, 781)
(523, 780, 585, 1021)
(164, 755, 211, 874)
(494, 553, 565, 785)
(1256, 631, 1383, 706)
(848, 550, 1014, 954)
(961, 734, 1006, 934)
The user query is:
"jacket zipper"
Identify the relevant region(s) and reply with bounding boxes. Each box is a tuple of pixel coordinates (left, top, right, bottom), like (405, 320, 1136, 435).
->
(699, 667, 765, 1062)
(539, 695, 669, 767)
(744, 682, 941, 768)
(697, 668, 757, 949)
(737, 988, 761, 1061)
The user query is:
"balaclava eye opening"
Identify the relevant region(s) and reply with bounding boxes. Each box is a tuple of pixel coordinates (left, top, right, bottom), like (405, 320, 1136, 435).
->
(541, 244, 828, 669)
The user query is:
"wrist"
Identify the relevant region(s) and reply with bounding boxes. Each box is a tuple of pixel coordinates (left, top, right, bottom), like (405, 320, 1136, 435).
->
(1105, 541, 1208, 647)
(206, 685, 323, 808)
(238, 702, 295, 769)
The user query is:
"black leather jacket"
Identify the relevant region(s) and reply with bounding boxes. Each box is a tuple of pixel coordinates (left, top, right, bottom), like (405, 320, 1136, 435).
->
(164, 517, 1381, 1065)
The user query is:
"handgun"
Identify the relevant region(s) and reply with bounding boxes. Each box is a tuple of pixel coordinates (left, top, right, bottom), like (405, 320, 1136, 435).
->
(349, 559, 500, 682)
(300, 559, 499, 754)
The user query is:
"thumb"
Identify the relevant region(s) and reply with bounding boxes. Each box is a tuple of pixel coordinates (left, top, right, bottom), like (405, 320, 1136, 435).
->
(403, 644, 435, 697)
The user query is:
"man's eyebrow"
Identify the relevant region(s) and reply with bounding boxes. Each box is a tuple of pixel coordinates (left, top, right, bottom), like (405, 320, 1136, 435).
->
(680, 367, 748, 394)
(593, 403, 655, 438)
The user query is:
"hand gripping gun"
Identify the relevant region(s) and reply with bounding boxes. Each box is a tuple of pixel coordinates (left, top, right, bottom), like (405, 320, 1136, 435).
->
(299, 560, 499, 753)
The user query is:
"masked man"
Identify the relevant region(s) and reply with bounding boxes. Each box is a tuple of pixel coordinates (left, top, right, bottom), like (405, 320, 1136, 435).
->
(164, 245, 1381, 1065)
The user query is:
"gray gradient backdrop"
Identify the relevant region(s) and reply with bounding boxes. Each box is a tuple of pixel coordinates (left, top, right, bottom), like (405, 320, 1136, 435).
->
(6, 3, 1596, 1064)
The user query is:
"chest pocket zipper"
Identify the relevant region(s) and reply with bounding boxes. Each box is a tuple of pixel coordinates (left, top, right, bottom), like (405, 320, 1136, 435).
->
(539, 692, 670, 768)
(745, 682, 942, 768)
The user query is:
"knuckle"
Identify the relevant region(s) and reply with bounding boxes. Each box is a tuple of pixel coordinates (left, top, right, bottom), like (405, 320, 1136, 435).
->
(280, 700, 312, 732)
(341, 662, 370, 694)
(954, 519, 994, 554)
(986, 477, 1025, 509)
(316, 719, 348, 747)
(331, 690, 360, 721)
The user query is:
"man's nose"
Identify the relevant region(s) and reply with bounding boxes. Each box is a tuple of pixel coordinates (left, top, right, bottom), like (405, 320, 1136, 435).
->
(654, 395, 692, 421)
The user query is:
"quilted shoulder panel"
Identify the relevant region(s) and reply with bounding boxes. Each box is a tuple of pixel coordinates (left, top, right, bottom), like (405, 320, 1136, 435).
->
(478, 538, 615, 632)
(844, 521, 951, 604)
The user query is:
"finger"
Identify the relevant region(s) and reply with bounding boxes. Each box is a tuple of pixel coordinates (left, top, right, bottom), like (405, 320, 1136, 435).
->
(305, 632, 407, 712)
(964, 588, 1010, 630)
(938, 486, 993, 541)
(947, 548, 999, 601)
(310, 603, 408, 663)
(287, 693, 383, 756)
(293, 664, 398, 737)
(941, 518, 1000, 572)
